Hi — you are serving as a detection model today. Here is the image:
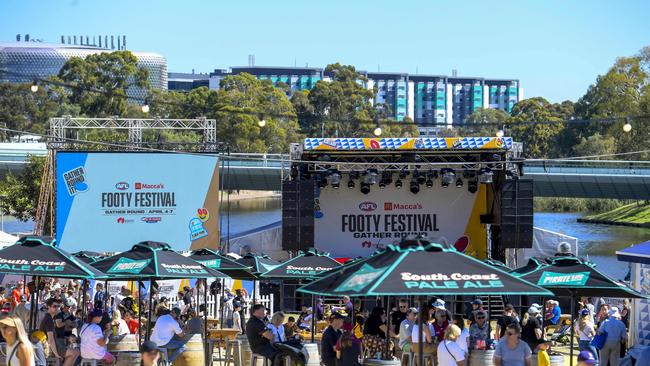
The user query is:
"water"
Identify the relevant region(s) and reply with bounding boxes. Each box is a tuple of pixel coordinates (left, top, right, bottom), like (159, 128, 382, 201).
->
(4, 198, 649, 281)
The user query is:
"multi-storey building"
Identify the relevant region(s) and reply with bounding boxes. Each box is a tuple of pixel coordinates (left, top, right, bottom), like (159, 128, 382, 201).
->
(168, 72, 209, 91)
(170, 65, 523, 128)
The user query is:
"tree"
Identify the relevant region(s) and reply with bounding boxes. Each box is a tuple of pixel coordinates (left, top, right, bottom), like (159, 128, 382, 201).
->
(0, 83, 71, 135)
(0, 156, 46, 224)
(57, 51, 150, 117)
(459, 108, 511, 136)
(507, 97, 566, 158)
(572, 133, 617, 158)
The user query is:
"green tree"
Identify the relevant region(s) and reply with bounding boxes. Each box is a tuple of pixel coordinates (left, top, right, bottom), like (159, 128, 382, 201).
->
(0, 83, 71, 134)
(57, 51, 149, 117)
(459, 108, 511, 136)
(572, 133, 617, 158)
(0, 155, 45, 223)
(507, 97, 566, 158)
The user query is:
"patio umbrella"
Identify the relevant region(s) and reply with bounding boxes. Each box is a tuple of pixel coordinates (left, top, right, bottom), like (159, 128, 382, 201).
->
(260, 249, 341, 279)
(236, 253, 281, 278)
(189, 248, 255, 279)
(616, 239, 650, 264)
(513, 255, 646, 365)
(72, 251, 105, 264)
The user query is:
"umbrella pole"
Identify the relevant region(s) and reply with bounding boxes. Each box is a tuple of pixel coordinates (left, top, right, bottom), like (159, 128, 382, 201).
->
(418, 295, 424, 366)
(220, 278, 225, 329)
(81, 280, 87, 322)
(385, 296, 390, 360)
(138, 280, 143, 346)
(146, 280, 154, 340)
(569, 291, 576, 366)
(104, 280, 109, 313)
(204, 278, 209, 366)
(311, 294, 315, 343)
(30, 276, 40, 332)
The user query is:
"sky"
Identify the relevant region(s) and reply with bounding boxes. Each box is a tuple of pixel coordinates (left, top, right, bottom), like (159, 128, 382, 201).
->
(1, 0, 649, 102)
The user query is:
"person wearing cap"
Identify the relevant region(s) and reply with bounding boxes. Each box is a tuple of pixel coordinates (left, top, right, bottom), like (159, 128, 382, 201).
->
(140, 340, 160, 366)
(322, 312, 345, 366)
(0, 315, 35, 365)
(521, 305, 543, 351)
(11, 280, 29, 311)
(93, 283, 108, 310)
(79, 308, 114, 364)
(13, 294, 31, 328)
(30, 330, 47, 366)
(469, 310, 492, 350)
(598, 307, 627, 366)
(432, 305, 450, 343)
(575, 308, 597, 365)
(245, 304, 281, 366)
(577, 350, 597, 366)
(150, 307, 186, 363)
(468, 299, 484, 325)
(536, 338, 551, 366)
(496, 304, 520, 340)
(399, 307, 418, 353)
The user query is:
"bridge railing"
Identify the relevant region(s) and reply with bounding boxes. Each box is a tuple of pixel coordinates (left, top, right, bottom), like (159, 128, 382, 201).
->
(524, 159, 650, 176)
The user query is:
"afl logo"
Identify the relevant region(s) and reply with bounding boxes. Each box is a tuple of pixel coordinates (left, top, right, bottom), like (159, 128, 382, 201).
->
(115, 182, 129, 190)
(359, 202, 377, 211)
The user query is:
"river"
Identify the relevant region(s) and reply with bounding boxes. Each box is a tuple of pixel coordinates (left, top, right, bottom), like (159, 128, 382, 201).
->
(3, 197, 649, 280)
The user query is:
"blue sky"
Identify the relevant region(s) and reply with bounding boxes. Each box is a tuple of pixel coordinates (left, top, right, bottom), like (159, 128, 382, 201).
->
(1, 0, 648, 102)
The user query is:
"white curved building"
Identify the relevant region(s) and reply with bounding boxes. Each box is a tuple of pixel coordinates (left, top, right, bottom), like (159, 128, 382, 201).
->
(0, 42, 167, 100)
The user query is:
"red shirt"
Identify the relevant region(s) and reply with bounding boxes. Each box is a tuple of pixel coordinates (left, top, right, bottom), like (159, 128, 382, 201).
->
(11, 288, 28, 309)
(432, 320, 449, 342)
(126, 318, 139, 334)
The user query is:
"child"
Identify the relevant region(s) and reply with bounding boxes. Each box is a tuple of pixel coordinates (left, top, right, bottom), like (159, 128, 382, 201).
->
(283, 316, 300, 339)
(537, 340, 551, 366)
(577, 350, 596, 366)
(336, 330, 361, 366)
(30, 330, 48, 366)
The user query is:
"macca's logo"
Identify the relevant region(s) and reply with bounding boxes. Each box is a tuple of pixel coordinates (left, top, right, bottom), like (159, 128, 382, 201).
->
(135, 182, 164, 190)
(115, 182, 129, 191)
(359, 202, 377, 212)
(384, 202, 423, 211)
(117, 217, 125, 224)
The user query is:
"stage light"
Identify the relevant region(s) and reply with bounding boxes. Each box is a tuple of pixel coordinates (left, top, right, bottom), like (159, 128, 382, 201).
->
(329, 171, 341, 189)
(379, 172, 392, 189)
(318, 174, 328, 188)
(409, 180, 420, 194)
(348, 179, 355, 189)
(141, 98, 150, 113)
(414, 170, 426, 185)
(467, 179, 478, 193)
(395, 179, 403, 189)
(455, 178, 464, 188)
(398, 169, 408, 179)
(373, 126, 382, 136)
(258, 119, 266, 127)
(363, 169, 378, 185)
(623, 122, 632, 132)
(441, 169, 455, 187)
(360, 182, 371, 195)
(425, 178, 433, 188)
(347, 172, 358, 189)
(478, 168, 493, 184)
(496, 130, 504, 138)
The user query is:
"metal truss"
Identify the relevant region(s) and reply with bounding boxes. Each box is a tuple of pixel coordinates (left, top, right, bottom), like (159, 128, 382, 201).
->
(49, 116, 220, 151)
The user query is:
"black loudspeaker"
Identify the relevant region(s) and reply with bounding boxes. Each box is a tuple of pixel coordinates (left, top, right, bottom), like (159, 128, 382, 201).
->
(282, 179, 315, 251)
(500, 178, 534, 249)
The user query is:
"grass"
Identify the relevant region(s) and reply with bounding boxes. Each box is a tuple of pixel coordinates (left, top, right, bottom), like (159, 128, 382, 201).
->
(582, 202, 650, 225)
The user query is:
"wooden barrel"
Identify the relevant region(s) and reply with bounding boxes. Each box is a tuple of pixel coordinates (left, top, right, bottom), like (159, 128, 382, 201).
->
(108, 334, 139, 353)
(469, 349, 495, 366)
(532, 353, 565, 366)
(364, 359, 401, 365)
(114, 351, 141, 366)
(239, 334, 253, 366)
(173, 334, 205, 366)
(303, 342, 320, 366)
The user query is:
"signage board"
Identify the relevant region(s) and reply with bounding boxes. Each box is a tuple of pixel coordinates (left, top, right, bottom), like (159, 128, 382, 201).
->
(56, 152, 220, 251)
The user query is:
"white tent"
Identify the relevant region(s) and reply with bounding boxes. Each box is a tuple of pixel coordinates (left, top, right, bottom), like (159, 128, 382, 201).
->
(0, 231, 19, 249)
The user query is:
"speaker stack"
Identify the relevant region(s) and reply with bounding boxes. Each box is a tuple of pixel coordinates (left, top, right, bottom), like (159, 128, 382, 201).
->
(281, 178, 315, 251)
(500, 178, 534, 249)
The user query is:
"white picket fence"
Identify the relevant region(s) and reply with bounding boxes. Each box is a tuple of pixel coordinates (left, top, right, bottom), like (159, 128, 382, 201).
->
(165, 293, 274, 320)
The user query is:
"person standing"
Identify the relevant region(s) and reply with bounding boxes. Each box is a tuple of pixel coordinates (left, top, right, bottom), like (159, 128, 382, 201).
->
(467, 299, 484, 325)
(321, 313, 344, 366)
(437, 324, 466, 366)
(598, 307, 627, 366)
(39, 298, 78, 366)
(79, 309, 115, 364)
(469, 310, 492, 349)
(233, 302, 243, 334)
(496, 305, 520, 340)
(520, 306, 543, 351)
(336, 330, 361, 366)
(246, 304, 281, 366)
(0, 315, 35, 366)
(452, 315, 470, 356)
(150, 307, 186, 364)
(493, 323, 532, 366)
(11, 281, 29, 311)
(391, 299, 409, 338)
(575, 309, 598, 364)
(139, 340, 161, 366)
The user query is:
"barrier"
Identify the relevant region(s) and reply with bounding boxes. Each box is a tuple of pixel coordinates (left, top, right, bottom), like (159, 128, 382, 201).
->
(165, 292, 274, 320)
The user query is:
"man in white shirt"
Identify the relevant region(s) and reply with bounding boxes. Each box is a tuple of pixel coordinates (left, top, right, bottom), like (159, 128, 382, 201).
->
(399, 308, 417, 353)
(80, 309, 115, 363)
(150, 307, 186, 363)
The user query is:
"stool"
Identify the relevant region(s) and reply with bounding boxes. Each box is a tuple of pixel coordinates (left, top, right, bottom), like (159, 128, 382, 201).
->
(224, 339, 242, 366)
(401, 351, 415, 366)
(80, 359, 98, 366)
(157, 347, 170, 366)
(250, 353, 271, 366)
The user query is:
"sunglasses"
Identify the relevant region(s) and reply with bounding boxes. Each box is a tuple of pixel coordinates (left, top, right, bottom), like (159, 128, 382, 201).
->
(477, 316, 485, 320)
(507, 332, 517, 336)
(399, 306, 407, 309)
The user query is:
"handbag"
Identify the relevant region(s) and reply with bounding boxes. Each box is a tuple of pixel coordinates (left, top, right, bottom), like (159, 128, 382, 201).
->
(590, 331, 608, 350)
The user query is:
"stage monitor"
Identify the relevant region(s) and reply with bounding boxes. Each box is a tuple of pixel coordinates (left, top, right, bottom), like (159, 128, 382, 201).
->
(56, 152, 220, 252)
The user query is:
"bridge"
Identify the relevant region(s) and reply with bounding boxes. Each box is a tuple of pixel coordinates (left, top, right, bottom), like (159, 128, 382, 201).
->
(1, 143, 649, 199)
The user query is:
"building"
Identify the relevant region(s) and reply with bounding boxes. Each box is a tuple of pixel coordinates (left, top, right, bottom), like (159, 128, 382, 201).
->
(0, 38, 167, 100)
(168, 71, 209, 91)
(170, 65, 523, 130)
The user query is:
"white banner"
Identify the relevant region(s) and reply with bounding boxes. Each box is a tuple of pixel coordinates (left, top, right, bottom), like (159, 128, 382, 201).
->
(156, 280, 182, 299)
(314, 184, 484, 258)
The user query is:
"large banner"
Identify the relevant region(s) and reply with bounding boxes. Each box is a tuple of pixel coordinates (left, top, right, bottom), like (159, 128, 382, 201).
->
(314, 184, 488, 258)
(56, 152, 220, 251)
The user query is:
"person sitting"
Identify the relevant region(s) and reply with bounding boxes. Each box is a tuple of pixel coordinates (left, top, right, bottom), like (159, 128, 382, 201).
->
(30, 330, 48, 366)
(150, 307, 186, 364)
(79, 309, 115, 364)
(298, 305, 313, 330)
(432, 307, 450, 343)
(183, 308, 204, 337)
(110, 308, 130, 336)
(124, 310, 139, 334)
(283, 316, 300, 340)
(545, 300, 561, 326)
(469, 310, 492, 350)
(321, 312, 345, 366)
(267, 312, 286, 344)
(246, 304, 281, 365)
(398, 307, 417, 353)
(140, 340, 161, 366)
(0, 315, 35, 366)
